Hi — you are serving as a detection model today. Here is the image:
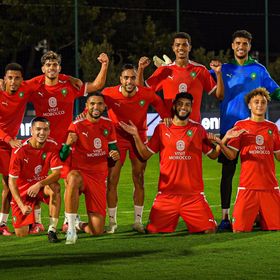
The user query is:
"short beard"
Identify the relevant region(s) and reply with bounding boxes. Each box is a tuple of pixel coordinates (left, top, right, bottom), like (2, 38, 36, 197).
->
(174, 110, 190, 121)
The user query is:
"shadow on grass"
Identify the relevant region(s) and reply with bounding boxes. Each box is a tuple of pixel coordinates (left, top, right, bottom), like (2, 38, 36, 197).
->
(0, 249, 166, 269)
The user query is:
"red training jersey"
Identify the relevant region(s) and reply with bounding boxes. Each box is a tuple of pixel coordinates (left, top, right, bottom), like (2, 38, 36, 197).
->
(68, 117, 117, 172)
(28, 75, 87, 145)
(146, 61, 217, 122)
(9, 139, 62, 197)
(227, 119, 280, 190)
(147, 121, 213, 195)
(102, 85, 170, 137)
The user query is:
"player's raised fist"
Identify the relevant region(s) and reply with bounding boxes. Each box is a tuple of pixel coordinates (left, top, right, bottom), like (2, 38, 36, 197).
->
(97, 53, 109, 65)
(138, 56, 151, 69)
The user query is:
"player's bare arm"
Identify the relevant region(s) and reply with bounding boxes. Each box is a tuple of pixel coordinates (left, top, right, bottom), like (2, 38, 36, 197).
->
(210, 60, 224, 100)
(136, 56, 150, 86)
(8, 177, 32, 215)
(9, 138, 22, 149)
(66, 132, 78, 146)
(27, 169, 61, 198)
(119, 120, 152, 160)
(86, 53, 109, 93)
(69, 76, 83, 90)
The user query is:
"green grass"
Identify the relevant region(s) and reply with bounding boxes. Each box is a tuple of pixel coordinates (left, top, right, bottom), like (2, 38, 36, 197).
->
(1, 156, 280, 279)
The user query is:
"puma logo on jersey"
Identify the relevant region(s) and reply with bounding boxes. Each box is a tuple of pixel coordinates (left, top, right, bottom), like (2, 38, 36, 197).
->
(114, 103, 121, 107)
(1, 101, 8, 106)
(165, 133, 170, 138)
(226, 73, 232, 78)
(82, 131, 89, 137)
(23, 158, 29, 163)
(38, 92, 44, 97)
(168, 75, 174, 80)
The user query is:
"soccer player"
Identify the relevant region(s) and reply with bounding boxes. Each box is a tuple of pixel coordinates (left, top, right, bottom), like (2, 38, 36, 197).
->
(8, 117, 62, 242)
(61, 92, 119, 244)
(0, 63, 40, 235)
(28, 50, 109, 230)
(137, 32, 224, 122)
(103, 64, 170, 234)
(215, 87, 280, 232)
(119, 92, 219, 234)
(210, 30, 280, 230)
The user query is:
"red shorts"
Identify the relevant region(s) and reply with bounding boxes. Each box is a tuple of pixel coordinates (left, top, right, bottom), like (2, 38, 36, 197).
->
(147, 192, 217, 233)
(0, 146, 12, 176)
(11, 191, 49, 229)
(117, 132, 147, 164)
(232, 188, 280, 232)
(79, 170, 107, 217)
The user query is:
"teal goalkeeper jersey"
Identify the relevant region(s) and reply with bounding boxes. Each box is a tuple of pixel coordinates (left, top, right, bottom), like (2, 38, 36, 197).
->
(211, 57, 280, 134)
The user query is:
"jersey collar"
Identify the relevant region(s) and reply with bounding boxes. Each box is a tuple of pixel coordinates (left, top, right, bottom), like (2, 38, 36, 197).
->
(230, 56, 256, 66)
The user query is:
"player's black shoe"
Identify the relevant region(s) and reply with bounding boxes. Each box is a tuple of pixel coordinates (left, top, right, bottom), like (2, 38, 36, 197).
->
(48, 231, 59, 243)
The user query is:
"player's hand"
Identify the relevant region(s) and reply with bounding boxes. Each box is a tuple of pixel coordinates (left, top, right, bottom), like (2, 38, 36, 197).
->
(66, 132, 78, 145)
(207, 133, 221, 144)
(109, 150, 120, 161)
(9, 139, 22, 148)
(225, 128, 248, 140)
(210, 60, 222, 73)
(138, 56, 151, 70)
(97, 53, 109, 65)
(20, 204, 32, 215)
(119, 120, 138, 136)
(0, 79, 4, 90)
(153, 54, 172, 67)
(69, 76, 83, 90)
(163, 117, 172, 127)
(27, 182, 42, 198)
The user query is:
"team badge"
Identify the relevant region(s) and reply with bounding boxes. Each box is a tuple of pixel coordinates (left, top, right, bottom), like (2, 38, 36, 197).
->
(94, 138, 102, 149)
(103, 129, 109, 136)
(48, 97, 57, 108)
(186, 130, 193, 136)
(256, 135, 264, 145)
(178, 83, 187, 92)
(61, 88, 68, 96)
(34, 165, 42, 176)
(139, 100, 145, 107)
(268, 129, 273, 135)
(42, 153, 47, 160)
(250, 73, 257, 80)
(176, 140, 185, 151)
(190, 71, 197, 78)
(19, 92, 24, 98)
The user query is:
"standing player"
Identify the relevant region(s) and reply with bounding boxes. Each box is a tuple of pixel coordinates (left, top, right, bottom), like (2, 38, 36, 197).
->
(120, 92, 219, 234)
(210, 30, 280, 230)
(216, 88, 280, 232)
(8, 117, 62, 241)
(28, 50, 109, 230)
(61, 92, 119, 244)
(0, 63, 40, 235)
(137, 32, 224, 122)
(103, 64, 170, 233)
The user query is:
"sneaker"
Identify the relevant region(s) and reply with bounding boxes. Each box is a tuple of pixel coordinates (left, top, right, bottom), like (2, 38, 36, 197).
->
(132, 222, 145, 233)
(65, 231, 78, 245)
(29, 223, 45, 234)
(48, 231, 59, 243)
(218, 219, 232, 232)
(106, 222, 117, 234)
(0, 225, 13, 236)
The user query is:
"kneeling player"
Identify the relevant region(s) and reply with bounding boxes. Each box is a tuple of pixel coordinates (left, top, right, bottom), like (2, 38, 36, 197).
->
(217, 87, 280, 232)
(120, 92, 219, 233)
(8, 117, 62, 242)
(61, 92, 119, 244)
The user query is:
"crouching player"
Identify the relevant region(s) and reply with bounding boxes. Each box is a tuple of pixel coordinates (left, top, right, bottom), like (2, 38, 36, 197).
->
(8, 117, 62, 242)
(216, 87, 280, 232)
(61, 92, 119, 244)
(120, 92, 219, 233)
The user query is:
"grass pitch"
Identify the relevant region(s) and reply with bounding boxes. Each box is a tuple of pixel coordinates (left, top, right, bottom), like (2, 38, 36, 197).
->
(1, 156, 280, 279)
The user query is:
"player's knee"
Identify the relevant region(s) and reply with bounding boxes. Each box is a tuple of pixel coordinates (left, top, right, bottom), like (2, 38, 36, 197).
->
(67, 170, 83, 188)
